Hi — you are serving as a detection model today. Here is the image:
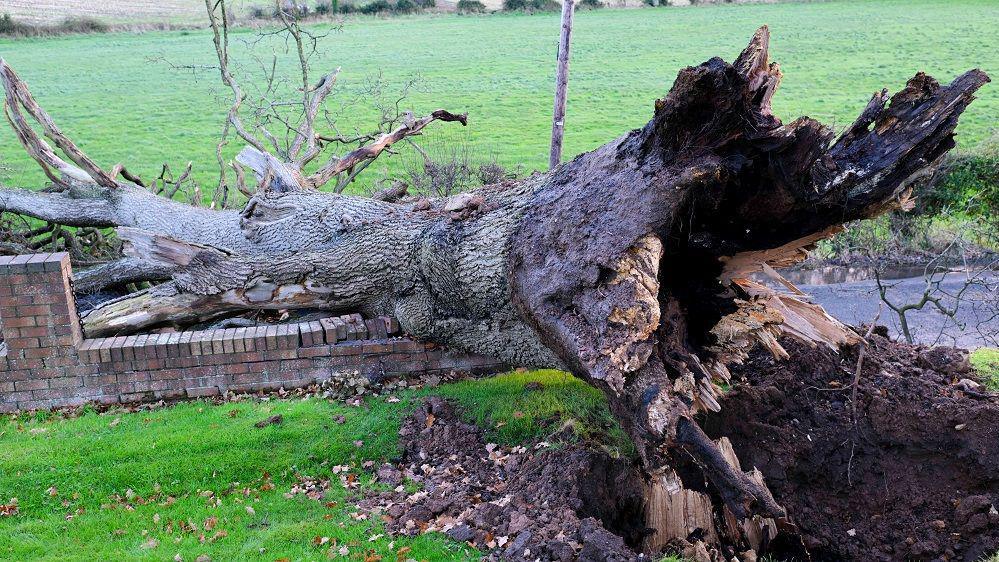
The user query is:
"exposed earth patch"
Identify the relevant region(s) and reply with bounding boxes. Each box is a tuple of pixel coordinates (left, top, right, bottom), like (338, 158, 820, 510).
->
(358, 335, 999, 561)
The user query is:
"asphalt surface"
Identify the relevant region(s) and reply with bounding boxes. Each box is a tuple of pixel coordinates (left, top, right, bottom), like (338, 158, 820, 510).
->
(799, 273, 998, 348)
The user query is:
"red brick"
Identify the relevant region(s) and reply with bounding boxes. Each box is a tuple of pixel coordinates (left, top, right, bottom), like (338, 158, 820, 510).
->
(48, 376, 83, 389)
(23, 346, 52, 359)
(262, 349, 297, 361)
(121, 335, 138, 361)
(299, 346, 332, 358)
(132, 335, 150, 360)
(15, 378, 48, 391)
(3, 316, 36, 329)
(242, 329, 257, 352)
(179, 331, 193, 356)
(263, 326, 277, 350)
(152, 334, 171, 359)
(362, 342, 393, 355)
(16, 304, 51, 317)
(8, 357, 44, 371)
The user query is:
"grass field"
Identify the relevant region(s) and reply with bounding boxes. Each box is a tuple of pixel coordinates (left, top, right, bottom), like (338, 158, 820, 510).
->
(0, 369, 628, 561)
(2, 0, 239, 26)
(0, 0, 996, 196)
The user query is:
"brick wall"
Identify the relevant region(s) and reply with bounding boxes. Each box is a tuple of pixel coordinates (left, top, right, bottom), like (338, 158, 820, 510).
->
(0, 253, 506, 413)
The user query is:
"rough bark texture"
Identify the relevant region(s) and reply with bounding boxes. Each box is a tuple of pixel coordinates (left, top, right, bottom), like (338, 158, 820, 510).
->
(0, 29, 989, 545)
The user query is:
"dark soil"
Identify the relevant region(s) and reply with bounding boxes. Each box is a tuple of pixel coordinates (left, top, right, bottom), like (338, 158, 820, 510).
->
(359, 396, 649, 561)
(709, 335, 999, 562)
(361, 335, 999, 561)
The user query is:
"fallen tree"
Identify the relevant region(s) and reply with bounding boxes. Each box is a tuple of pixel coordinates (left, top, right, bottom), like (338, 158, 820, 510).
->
(0, 16, 990, 559)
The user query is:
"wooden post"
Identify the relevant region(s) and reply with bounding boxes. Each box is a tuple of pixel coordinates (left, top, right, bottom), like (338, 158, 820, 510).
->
(549, 0, 575, 170)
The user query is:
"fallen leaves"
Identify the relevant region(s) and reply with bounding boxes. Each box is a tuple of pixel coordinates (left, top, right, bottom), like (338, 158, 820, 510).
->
(0, 498, 18, 517)
(254, 414, 283, 428)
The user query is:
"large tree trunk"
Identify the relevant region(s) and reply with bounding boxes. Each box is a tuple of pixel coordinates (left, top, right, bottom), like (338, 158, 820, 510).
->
(0, 28, 988, 528)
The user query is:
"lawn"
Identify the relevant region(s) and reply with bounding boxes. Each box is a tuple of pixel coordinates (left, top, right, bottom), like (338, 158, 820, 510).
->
(973, 347, 999, 391)
(0, 369, 627, 561)
(0, 0, 996, 197)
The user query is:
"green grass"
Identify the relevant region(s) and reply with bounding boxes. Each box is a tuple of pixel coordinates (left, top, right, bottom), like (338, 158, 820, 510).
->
(0, 0, 996, 196)
(972, 347, 999, 391)
(0, 369, 623, 561)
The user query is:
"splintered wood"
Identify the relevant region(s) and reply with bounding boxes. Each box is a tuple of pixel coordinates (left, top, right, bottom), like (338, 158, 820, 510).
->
(643, 438, 777, 556)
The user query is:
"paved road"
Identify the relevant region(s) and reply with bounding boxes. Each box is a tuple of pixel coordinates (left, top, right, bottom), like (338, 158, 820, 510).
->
(798, 273, 998, 348)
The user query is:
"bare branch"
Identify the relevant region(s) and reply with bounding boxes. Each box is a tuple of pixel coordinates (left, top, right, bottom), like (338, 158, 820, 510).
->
(309, 110, 468, 190)
(0, 59, 118, 188)
(291, 69, 340, 164)
(204, 0, 267, 154)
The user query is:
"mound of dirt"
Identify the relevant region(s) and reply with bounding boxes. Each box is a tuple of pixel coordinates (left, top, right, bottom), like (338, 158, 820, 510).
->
(360, 335, 999, 561)
(709, 335, 999, 561)
(358, 396, 648, 561)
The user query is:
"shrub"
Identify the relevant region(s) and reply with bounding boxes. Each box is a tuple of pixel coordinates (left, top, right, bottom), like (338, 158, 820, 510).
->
(315, 1, 335, 14)
(0, 13, 28, 35)
(59, 16, 108, 34)
(359, 0, 392, 13)
(395, 0, 417, 12)
(532, 0, 561, 10)
(577, 0, 603, 8)
(457, 0, 486, 12)
(503, 0, 559, 11)
(915, 137, 999, 228)
(0, 13, 109, 37)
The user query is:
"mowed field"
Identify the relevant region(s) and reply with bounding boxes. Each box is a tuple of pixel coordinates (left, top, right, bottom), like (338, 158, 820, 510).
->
(0, 0, 996, 196)
(1, 0, 209, 25)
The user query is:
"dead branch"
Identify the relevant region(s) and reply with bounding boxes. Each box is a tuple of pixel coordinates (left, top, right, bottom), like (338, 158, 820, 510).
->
(0, 59, 117, 188)
(308, 109, 468, 190)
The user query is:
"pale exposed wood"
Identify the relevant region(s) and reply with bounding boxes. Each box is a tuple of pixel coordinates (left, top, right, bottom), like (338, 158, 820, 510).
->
(291, 69, 341, 165)
(235, 146, 307, 193)
(643, 469, 719, 552)
(718, 225, 845, 285)
(642, 438, 779, 554)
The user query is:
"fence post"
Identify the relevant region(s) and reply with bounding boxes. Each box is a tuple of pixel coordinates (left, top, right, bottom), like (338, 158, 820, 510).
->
(549, 0, 575, 170)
